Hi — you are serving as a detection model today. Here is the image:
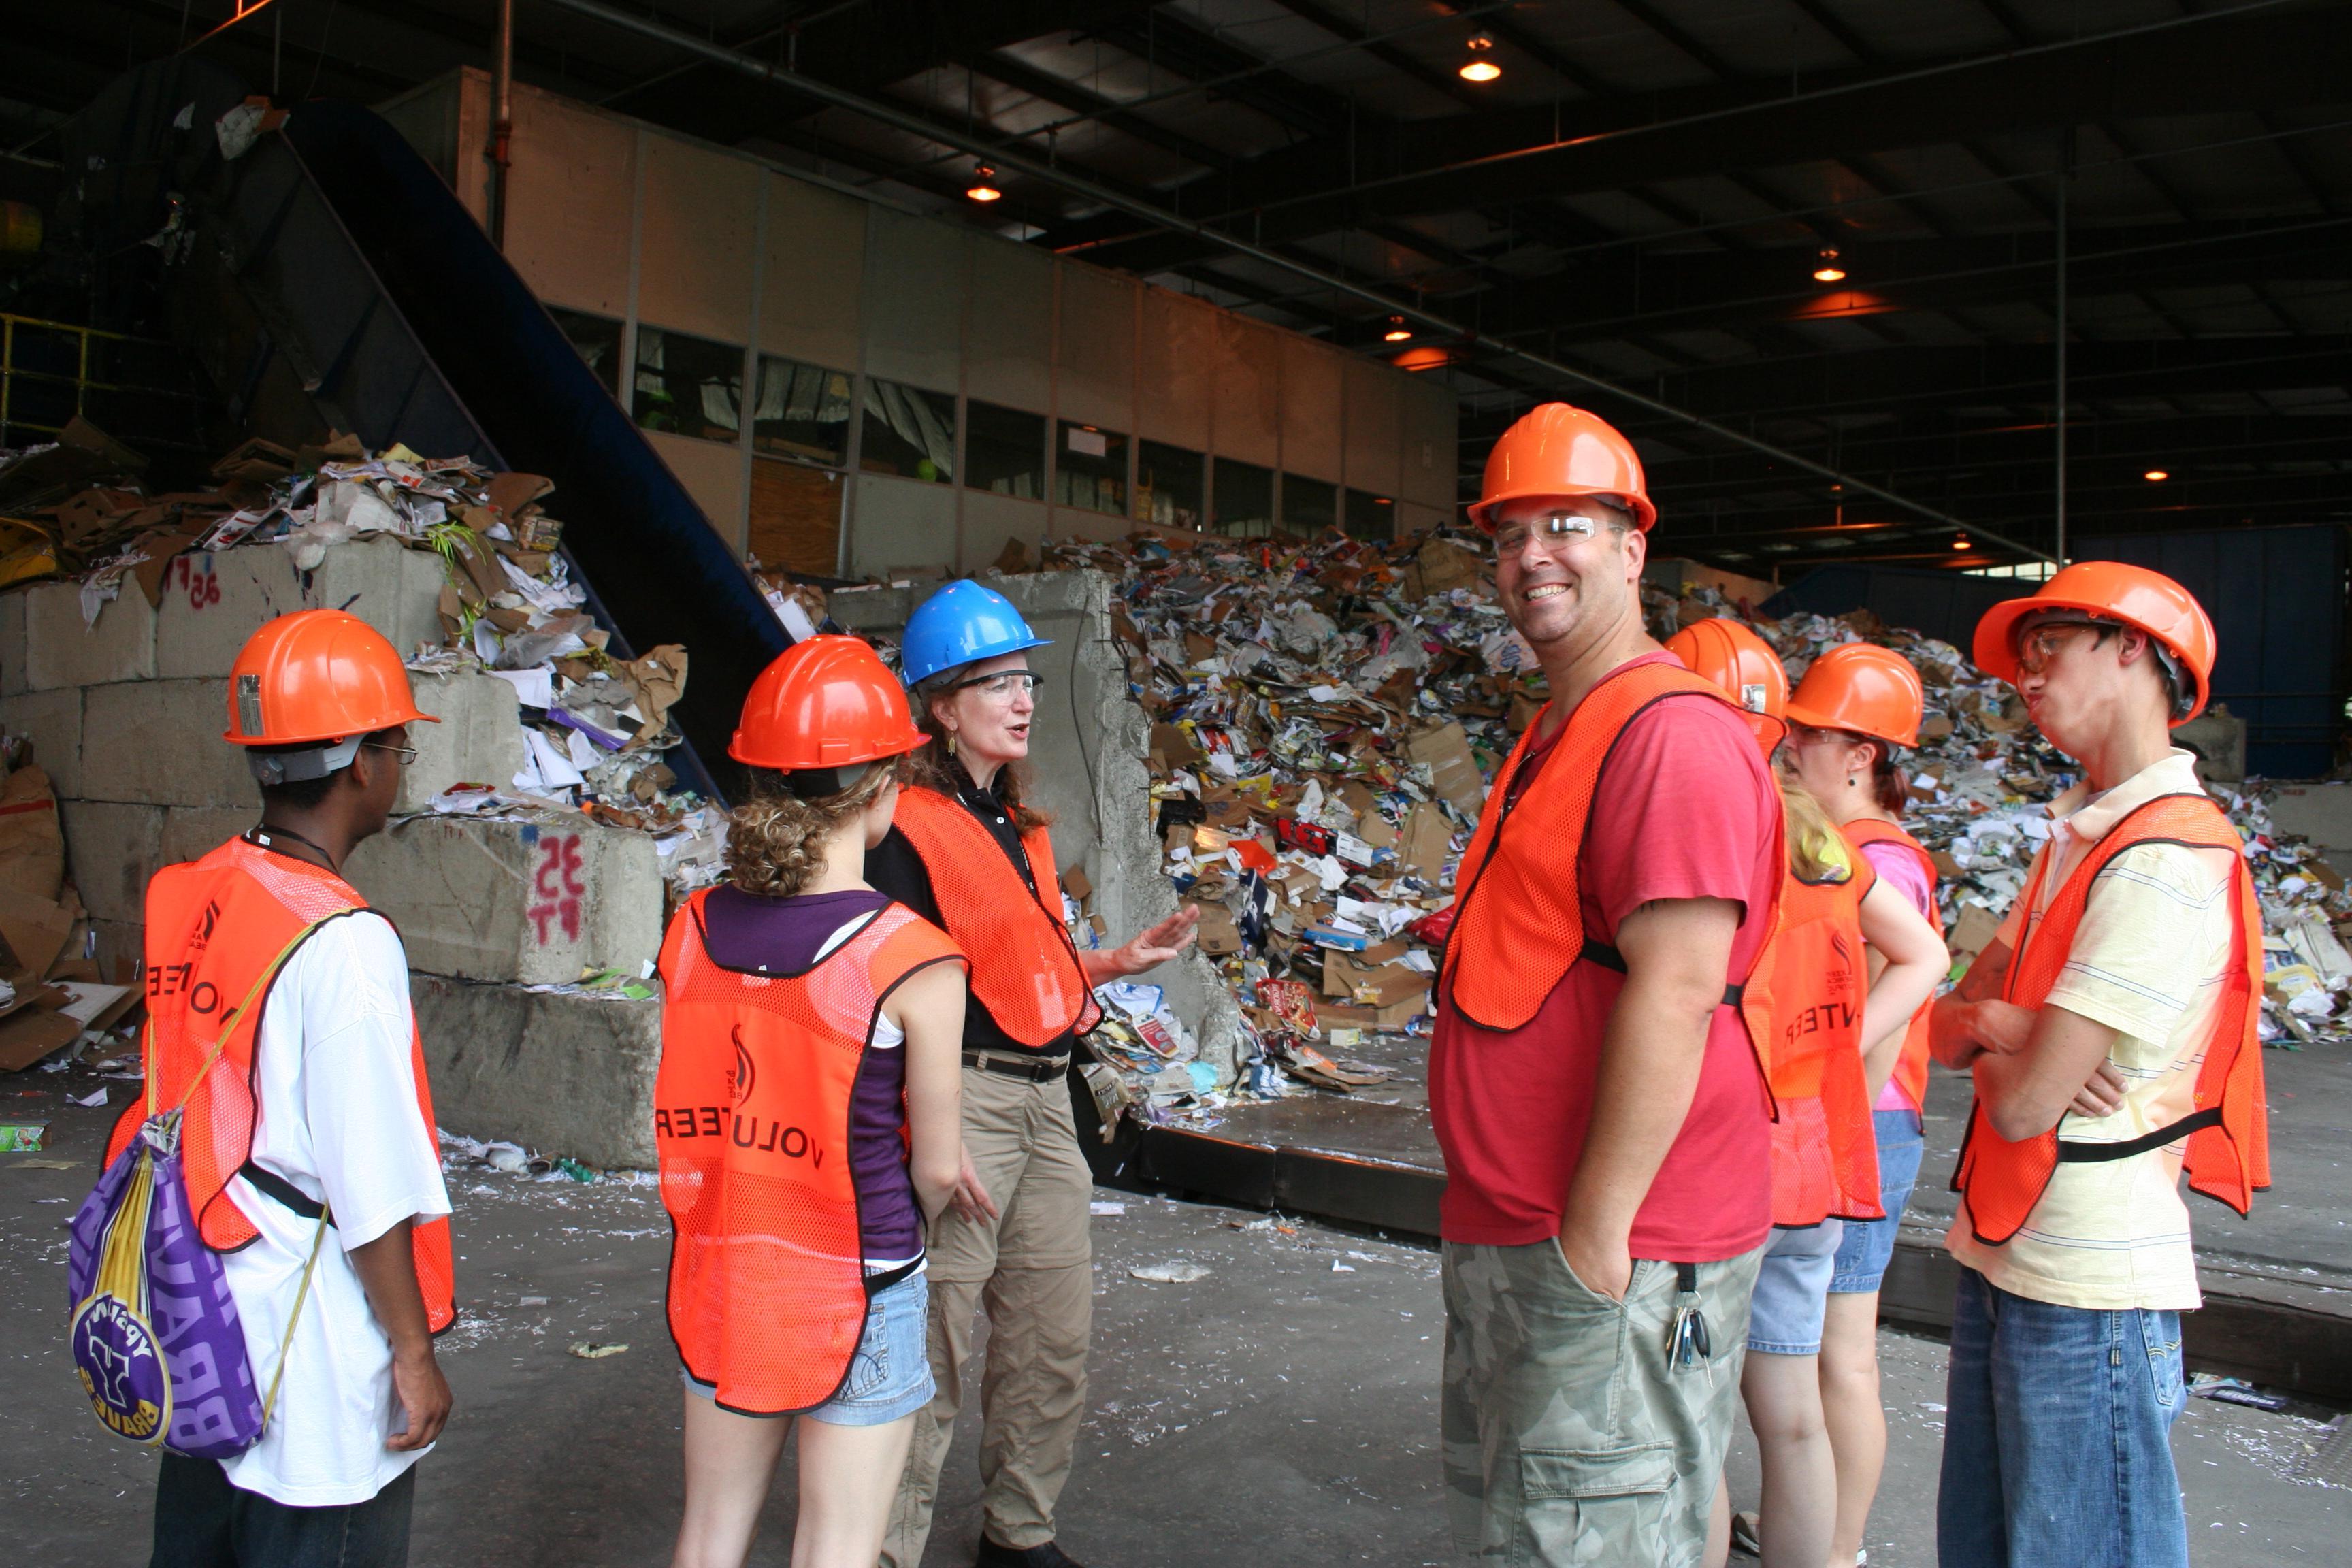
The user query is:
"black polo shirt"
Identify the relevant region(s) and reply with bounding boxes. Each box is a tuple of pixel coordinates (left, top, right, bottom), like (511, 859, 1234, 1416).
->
(867, 765, 1077, 1060)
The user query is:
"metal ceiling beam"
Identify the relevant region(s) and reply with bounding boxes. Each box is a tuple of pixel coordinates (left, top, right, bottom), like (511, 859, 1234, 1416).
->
(532, 0, 2053, 560)
(1045, 0, 2341, 270)
(1462, 216, 2352, 349)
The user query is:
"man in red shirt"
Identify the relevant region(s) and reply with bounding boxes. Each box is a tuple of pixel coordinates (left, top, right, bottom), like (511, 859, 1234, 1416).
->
(1431, 404, 1782, 1566)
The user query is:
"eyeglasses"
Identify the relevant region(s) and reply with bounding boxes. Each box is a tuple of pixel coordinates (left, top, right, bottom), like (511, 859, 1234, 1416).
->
(1491, 512, 1598, 556)
(2014, 621, 2103, 676)
(950, 670, 1044, 700)
(365, 742, 419, 767)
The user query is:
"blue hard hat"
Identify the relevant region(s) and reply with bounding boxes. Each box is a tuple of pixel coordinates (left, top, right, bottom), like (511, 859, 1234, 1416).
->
(900, 579, 1051, 688)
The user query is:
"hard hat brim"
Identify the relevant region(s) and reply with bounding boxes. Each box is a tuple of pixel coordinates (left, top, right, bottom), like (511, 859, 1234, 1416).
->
(222, 704, 439, 747)
(1782, 699, 1916, 749)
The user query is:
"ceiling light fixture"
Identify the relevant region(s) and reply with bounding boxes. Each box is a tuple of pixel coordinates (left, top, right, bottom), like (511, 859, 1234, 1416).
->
(1459, 33, 1500, 82)
(2143, 468, 2170, 481)
(1383, 316, 1411, 342)
(966, 163, 1002, 203)
(1812, 247, 1846, 283)
(1954, 536, 1973, 550)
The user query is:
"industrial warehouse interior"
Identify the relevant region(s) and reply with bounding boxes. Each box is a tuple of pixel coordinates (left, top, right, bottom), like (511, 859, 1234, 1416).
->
(2, 3, 2349, 1565)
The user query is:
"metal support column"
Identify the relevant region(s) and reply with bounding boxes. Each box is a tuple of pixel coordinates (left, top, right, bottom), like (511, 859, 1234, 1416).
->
(487, 0, 514, 249)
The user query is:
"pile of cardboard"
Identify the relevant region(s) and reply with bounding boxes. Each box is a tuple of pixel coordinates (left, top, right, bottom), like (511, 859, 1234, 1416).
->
(1023, 527, 1542, 1102)
(1023, 525, 2349, 1117)
(11, 421, 733, 907)
(0, 744, 136, 1079)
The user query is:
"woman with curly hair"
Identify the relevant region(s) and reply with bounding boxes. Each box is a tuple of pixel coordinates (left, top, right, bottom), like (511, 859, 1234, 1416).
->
(656, 636, 968, 1568)
(876, 581, 1196, 1568)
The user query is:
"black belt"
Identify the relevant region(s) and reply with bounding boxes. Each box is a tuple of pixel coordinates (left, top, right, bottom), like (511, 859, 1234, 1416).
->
(962, 1051, 1070, 1082)
(1579, 939, 1746, 1007)
(239, 1160, 333, 1225)
(2057, 1107, 2223, 1162)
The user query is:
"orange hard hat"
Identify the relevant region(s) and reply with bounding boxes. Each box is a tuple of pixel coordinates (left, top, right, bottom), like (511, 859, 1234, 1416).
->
(224, 610, 436, 747)
(1665, 617, 1787, 754)
(1467, 402, 1656, 534)
(1785, 642, 1925, 748)
(1972, 561, 2216, 724)
(730, 635, 928, 772)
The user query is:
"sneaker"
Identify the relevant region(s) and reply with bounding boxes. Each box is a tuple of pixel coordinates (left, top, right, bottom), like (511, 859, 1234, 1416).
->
(1729, 1510, 1762, 1558)
(975, 1539, 1097, 1568)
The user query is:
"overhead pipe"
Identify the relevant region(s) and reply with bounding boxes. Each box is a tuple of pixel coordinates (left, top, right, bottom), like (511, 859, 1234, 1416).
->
(534, 0, 2055, 562)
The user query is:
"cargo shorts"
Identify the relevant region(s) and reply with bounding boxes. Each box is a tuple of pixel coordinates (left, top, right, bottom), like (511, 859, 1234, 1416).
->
(1441, 1239, 1764, 1567)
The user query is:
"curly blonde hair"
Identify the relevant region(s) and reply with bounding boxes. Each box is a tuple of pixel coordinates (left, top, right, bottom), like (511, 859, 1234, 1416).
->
(723, 764, 896, 898)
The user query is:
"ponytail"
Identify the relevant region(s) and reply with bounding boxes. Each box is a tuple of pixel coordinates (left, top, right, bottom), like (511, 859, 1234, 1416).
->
(1780, 776, 1853, 884)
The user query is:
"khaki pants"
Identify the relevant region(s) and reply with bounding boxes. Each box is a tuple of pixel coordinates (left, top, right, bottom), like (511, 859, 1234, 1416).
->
(1442, 1240, 1764, 1567)
(881, 1064, 1093, 1565)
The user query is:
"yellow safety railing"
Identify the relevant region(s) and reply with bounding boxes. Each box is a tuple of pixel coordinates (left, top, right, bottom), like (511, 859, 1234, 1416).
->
(0, 312, 174, 445)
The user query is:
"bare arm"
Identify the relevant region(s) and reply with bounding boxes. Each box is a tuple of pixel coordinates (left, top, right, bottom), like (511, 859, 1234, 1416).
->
(1855, 880, 1949, 1101)
(1928, 936, 2035, 1069)
(1556, 896, 1742, 1301)
(1079, 905, 1200, 983)
(885, 962, 968, 1224)
(1972, 1002, 2125, 1142)
(347, 1220, 449, 1452)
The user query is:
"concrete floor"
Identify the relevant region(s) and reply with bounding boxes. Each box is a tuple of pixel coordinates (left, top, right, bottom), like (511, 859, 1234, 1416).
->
(6, 1077, 2350, 1566)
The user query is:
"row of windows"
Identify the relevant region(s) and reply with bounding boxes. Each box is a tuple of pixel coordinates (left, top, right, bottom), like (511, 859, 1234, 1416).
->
(550, 308, 1395, 540)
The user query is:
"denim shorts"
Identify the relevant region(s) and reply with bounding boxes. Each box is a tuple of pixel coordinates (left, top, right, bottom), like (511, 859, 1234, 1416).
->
(1830, 1109, 1926, 1295)
(685, 1267, 934, 1426)
(1747, 1222, 1844, 1355)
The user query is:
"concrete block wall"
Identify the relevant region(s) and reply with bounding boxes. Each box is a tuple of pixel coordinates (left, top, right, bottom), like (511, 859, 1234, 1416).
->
(1, 540, 673, 1165)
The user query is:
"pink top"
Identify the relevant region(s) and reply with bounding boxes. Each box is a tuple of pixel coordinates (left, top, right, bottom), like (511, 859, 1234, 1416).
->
(1431, 654, 1782, 1260)
(1858, 835, 1937, 1114)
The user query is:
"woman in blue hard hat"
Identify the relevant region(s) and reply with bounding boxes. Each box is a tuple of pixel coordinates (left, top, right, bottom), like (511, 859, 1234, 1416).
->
(876, 580, 1197, 1568)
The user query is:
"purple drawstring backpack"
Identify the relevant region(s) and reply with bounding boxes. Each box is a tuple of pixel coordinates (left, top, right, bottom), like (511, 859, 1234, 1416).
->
(67, 938, 332, 1458)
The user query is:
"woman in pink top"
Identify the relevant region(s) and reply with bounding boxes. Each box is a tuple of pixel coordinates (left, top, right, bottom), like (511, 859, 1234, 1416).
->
(1778, 641, 1940, 1568)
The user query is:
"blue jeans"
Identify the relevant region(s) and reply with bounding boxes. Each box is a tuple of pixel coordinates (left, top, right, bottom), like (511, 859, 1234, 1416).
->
(1936, 1267, 2188, 1568)
(1829, 1109, 1924, 1294)
(151, 1455, 414, 1568)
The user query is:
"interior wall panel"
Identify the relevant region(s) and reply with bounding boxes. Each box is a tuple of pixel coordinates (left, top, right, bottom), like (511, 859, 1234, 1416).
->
(647, 429, 747, 557)
(1342, 358, 1401, 499)
(1280, 336, 1344, 483)
(502, 84, 637, 319)
(1139, 288, 1215, 452)
(760, 174, 865, 374)
(1210, 314, 1281, 468)
(862, 208, 964, 394)
(1399, 378, 1459, 510)
(1056, 263, 1138, 431)
(967, 239, 1054, 412)
(851, 473, 959, 578)
(636, 135, 759, 344)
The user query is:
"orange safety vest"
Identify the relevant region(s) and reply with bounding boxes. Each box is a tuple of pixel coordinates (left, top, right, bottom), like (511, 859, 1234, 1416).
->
(1742, 852, 1885, 1226)
(656, 892, 964, 1415)
(1953, 793, 2269, 1246)
(1840, 817, 1942, 1114)
(104, 837, 456, 1331)
(889, 786, 1100, 1047)
(1440, 657, 1784, 1033)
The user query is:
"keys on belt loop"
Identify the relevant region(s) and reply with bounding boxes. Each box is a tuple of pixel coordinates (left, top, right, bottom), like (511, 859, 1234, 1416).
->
(1669, 1261, 1712, 1373)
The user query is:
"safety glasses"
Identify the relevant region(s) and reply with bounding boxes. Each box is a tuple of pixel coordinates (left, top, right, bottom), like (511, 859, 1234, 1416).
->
(949, 670, 1045, 700)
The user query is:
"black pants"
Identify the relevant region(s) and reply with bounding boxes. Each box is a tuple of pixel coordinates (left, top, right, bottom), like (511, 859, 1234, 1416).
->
(150, 1454, 416, 1568)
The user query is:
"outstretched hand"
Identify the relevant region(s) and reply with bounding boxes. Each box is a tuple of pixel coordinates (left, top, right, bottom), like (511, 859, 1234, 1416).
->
(1112, 906, 1200, 976)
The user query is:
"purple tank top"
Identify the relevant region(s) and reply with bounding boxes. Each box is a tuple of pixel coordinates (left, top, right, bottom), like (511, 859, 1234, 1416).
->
(702, 886, 924, 1266)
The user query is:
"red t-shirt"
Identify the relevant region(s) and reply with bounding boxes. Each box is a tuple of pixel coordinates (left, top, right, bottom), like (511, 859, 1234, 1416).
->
(1429, 653, 1782, 1259)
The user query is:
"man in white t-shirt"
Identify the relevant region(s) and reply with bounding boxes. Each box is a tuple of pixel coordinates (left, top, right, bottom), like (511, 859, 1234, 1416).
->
(130, 611, 455, 1568)
(1928, 565, 2268, 1568)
